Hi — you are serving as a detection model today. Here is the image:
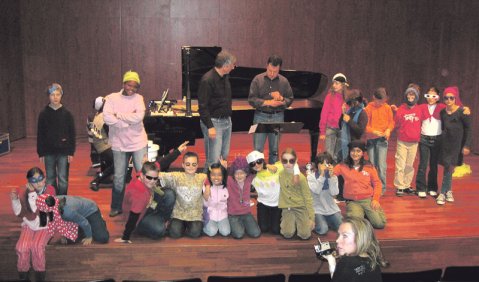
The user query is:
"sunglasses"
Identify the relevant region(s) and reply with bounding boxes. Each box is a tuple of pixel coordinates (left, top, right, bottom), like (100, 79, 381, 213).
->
(443, 96, 455, 101)
(424, 94, 439, 99)
(144, 175, 159, 181)
(281, 158, 296, 165)
(28, 175, 45, 183)
(249, 159, 264, 167)
(184, 162, 198, 167)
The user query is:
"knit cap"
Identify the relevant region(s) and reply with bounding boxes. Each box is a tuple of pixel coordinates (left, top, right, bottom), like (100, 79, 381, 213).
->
(230, 156, 249, 175)
(123, 70, 141, 84)
(443, 86, 462, 106)
(404, 87, 419, 106)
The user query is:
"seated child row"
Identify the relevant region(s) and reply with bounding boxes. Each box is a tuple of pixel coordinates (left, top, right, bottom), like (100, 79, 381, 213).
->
(113, 140, 386, 243)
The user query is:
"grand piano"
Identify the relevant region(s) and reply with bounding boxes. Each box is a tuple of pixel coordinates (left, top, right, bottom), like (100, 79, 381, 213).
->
(144, 46, 328, 162)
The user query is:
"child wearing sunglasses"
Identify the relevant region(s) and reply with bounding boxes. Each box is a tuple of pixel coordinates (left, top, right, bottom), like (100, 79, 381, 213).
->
(202, 162, 230, 237)
(278, 148, 314, 239)
(436, 86, 471, 205)
(115, 161, 176, 243)
(159, 151, 207, 238)
(10, 167, 56, 281)
(247, 150, 300, 235)
(306, 152, 342, 235)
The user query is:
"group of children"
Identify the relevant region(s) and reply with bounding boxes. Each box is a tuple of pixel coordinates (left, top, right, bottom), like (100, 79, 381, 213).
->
(9, 76, 472, 281)
(320, 74, 472, 206)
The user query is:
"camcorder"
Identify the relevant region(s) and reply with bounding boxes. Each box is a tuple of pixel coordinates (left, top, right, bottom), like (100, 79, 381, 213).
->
(314, 238, 335, 257)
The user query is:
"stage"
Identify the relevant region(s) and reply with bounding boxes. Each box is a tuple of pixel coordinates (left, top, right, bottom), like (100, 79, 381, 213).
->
(1, 134, 478, 281)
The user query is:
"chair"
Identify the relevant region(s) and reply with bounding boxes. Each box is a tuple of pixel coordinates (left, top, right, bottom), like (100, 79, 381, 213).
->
(288, 273, 331, 282)
(442, 266, 479, 281)
(382, 268, 443, 282)
(207, 274, 285, 282)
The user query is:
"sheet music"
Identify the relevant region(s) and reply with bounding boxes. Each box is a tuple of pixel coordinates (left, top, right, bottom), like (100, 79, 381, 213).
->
(248, 124, 258, 134)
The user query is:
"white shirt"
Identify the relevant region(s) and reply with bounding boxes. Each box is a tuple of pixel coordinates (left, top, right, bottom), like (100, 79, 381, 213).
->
(421, 104, 442, 136)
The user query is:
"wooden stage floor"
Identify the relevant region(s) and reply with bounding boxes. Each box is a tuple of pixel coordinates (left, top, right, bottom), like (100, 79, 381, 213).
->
(1, 134, 479, 281)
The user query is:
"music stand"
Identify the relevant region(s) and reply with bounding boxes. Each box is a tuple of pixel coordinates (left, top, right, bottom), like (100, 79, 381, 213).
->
(249, 122, 304, 162)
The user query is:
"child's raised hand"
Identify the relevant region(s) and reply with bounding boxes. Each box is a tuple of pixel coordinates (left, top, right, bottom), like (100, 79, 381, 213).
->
(177, 141, 189, 152)
(219, 157, 227, 168)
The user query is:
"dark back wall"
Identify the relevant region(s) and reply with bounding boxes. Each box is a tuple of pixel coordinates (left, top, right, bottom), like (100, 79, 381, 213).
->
(2, 0, 479, 151)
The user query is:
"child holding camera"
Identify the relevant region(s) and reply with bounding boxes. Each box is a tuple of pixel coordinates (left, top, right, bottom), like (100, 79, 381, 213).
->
(307, 152, 342, 235)
(202, 162, 230, 237)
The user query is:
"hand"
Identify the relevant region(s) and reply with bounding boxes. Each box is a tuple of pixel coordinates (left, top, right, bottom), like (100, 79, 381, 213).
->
(68, 155, 73, 163)
(208, 127, 216, 139)
(266, 164, 278, 173)
(342, 103, 348, 114)
(203, 184, 211, 200)
(318, 164, 327, 176)
(342, 114, 351, 123)
(9, 189, 19, 200)
(463, 106, 471, 115)
(384, 129, 391, 140)
(371, 200, 381, 210)
(177, 141, 189, 153)
(264, 99, 284, 108)
(26, 183, 35, 192)
(320, 135, 326, 140)
(39, 157, 44, 164)
(114, 238, 132, 244)
(463, 147, 470, 156)
(82, 237, 93, 245)
(390, 104, 398, 111)
(219, 157, 227, 168)
(270, 91, 283, 101)
(373, 130, 384, 137)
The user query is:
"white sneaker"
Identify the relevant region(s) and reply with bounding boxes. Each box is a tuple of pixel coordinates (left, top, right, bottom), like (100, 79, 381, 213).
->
(428, 191, 438, 197)
(436, 194, 446, 205)
(418, 191, 427, 198)
(446, 191, 454, 202)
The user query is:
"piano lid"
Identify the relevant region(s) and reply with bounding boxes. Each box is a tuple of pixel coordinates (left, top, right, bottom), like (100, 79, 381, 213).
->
(181, 46, 328, 100)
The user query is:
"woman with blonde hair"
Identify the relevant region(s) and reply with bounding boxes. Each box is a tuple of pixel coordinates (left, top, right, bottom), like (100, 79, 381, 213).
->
(323, 216, 388, 281)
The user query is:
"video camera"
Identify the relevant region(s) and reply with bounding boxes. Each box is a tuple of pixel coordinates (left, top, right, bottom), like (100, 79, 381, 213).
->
(314, 238, 334, 257)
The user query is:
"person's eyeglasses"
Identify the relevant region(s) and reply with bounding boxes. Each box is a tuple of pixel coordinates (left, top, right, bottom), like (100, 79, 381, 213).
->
(443, 96, 455, 101)
(184, 162, 198, 167)
(281, 158, 296, 165)
(424, 94, 439, 99)
(249, 159, 264, 167)
(28, 175, 45, 183)
(144, 175, 159, 181)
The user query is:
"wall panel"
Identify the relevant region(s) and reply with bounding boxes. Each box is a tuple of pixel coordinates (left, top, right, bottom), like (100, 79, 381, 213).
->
(9, 0, 479, 151)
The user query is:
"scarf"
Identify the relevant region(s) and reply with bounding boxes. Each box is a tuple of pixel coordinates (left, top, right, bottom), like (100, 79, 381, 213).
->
(36, 194, 78, 241)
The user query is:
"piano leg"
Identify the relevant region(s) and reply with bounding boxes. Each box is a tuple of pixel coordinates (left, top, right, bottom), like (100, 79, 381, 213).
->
(309, 128, 320, 163)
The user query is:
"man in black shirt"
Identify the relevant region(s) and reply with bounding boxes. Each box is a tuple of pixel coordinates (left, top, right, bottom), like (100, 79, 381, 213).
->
(197, 50, 236, 170)
(248, 55, 293, 164)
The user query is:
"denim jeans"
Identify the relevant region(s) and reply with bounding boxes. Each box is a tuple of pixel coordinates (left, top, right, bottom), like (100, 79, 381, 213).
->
(325, 127, 341, 162)
(314, 212, 342, 235)
(203, 217, 231, 237)
(253, 111, 284, 164)
(416, 135, 440, 193)
(256, 202, 281, 235)
(44, 154, 69, 195)
(440, 166, 453, 194)
(111, 147, 147, 211)
(228, 214, 261, 239)
(200, 117, 232, 171)
(136, 188, 176, 239)
(86, 210, 109, 243)
(367, 137, 388, 193)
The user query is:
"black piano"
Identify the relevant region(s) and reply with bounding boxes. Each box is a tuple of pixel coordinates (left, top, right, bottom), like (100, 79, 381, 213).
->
(144, 46, 328, 162)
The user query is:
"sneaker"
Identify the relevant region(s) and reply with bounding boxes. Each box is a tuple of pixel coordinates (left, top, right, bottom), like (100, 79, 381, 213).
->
(436, 194, 446, 205)
(109, 210, 122, 217)
(428, 191, 438, 197)
(446, 191, 454, 202)
(396, 189, 404, 196)
(89, 181, 99, 192)
(418, 191, 427, 198)
(404, 187, 416, 195)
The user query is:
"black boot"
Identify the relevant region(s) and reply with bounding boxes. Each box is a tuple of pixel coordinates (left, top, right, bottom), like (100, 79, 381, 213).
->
(35, 271, 46, 282)
(18, 271, 29, 281)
